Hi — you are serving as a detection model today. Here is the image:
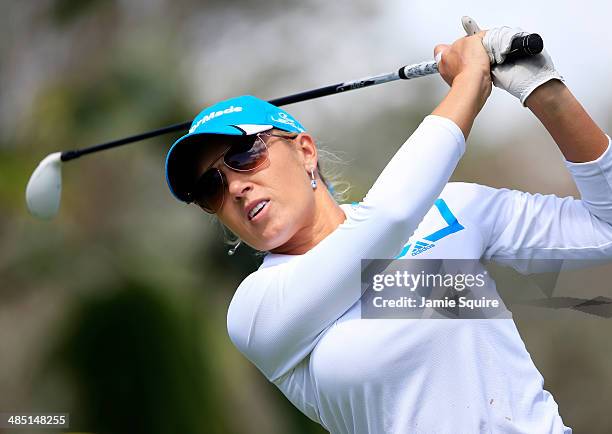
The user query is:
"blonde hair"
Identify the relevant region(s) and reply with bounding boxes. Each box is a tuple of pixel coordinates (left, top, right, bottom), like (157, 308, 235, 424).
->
(213, 129, 351, 254)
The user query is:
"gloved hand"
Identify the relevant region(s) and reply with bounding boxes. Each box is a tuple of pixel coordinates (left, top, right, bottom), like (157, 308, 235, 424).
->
(462, 16, 565, 106)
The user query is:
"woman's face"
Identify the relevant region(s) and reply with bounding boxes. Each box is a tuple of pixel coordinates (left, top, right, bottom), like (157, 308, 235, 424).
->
(197, 131, 319, 252)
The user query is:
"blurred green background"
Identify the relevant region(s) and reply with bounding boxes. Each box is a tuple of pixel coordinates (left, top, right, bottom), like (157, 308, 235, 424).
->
(1, 0, 611, 433)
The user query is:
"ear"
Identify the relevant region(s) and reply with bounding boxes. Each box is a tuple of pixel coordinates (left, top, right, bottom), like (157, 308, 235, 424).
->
(294, 133, 318, 170)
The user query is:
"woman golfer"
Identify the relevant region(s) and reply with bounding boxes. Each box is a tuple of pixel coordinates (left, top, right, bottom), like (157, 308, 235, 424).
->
(165, 24, 611, 433)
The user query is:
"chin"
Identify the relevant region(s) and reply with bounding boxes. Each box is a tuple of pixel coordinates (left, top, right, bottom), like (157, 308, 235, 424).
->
(255, 223, 295, 252)
(256, 233, 286, 252)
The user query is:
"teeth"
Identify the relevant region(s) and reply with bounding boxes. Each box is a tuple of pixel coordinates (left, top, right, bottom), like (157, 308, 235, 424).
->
(248, 201, 268, 219)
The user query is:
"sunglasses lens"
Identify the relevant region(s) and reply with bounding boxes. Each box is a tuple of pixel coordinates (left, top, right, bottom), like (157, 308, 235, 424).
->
(225, 136, 268, 171)
(193, 169, 224, 213)
(190, 134, 279, 213)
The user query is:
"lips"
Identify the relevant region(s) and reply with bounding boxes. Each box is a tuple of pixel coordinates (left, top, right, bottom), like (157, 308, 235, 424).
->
(246, 199, 269, 221)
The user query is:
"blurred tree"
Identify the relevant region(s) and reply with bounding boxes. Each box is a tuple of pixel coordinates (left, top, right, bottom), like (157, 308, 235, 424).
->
(43, 278, 230, 434)
(51, 0, 111, 26)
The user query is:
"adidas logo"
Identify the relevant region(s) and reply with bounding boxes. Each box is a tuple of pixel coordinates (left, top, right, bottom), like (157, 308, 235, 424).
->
(411, 240, 434, 256)
(189, 106, 243, 133)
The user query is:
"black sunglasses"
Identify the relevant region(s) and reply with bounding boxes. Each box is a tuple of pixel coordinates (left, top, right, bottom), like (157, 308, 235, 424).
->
(187, 131, 298, 213)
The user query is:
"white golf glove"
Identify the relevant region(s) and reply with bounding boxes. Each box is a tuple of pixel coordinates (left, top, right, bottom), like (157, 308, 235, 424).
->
(462, 17, 565, 106)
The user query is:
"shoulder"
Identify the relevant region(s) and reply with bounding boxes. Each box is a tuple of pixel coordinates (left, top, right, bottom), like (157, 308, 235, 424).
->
(226, 263, 286, 352)
(226, 261, 299, 380)
(435, 182, 523, 244)
(440, 181, 504, 202)
(439, 182, 519, 216)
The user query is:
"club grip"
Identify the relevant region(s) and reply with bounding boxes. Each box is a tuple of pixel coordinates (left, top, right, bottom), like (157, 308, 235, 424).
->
(504, 33, 543, 63)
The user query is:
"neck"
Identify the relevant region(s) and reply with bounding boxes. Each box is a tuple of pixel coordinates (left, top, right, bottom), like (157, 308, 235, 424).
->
(270, 189, 346, 255)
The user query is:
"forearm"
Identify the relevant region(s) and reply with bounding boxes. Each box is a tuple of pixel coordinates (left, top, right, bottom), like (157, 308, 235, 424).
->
(432, 70, 491, 139)
(525, 80, 608, 162)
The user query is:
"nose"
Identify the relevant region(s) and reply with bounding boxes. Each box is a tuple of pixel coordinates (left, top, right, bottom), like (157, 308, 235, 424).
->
(225, 169, 253, 202)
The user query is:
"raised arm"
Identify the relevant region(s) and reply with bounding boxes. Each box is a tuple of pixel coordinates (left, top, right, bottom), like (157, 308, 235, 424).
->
(452, 24, 612, 271)
(432, 31, 491, 138)
(475, 82, 612, 268)
(227, 35, 492, 381)
(525, 80, 608, 162)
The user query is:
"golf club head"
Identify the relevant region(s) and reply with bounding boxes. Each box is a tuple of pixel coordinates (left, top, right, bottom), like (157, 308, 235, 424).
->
(26, 152, 62, 220)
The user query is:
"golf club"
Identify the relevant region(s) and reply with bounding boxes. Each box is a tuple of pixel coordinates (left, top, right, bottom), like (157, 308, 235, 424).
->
(25, 32, 543, 220)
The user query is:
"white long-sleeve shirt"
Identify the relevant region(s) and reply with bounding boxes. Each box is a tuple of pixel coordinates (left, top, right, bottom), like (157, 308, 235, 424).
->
(227, 115, 612, 433)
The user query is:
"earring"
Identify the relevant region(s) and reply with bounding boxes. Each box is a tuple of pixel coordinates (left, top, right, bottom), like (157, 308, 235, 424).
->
(310, 168, 317, 189)
(228, 240, 242, 256)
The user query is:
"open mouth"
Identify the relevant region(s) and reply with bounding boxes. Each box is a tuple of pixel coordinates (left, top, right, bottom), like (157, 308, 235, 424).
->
(248, 200, 269, 221)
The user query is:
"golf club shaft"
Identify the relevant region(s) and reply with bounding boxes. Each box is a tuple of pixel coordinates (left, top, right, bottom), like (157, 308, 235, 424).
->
(59, 33, 542, 162)
(59, 61, 437, 162)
